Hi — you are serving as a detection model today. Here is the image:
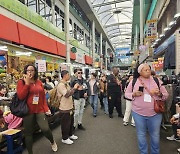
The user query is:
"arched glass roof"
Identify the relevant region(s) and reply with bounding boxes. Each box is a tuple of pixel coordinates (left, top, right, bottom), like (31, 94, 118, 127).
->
(91, 0, 133, 49)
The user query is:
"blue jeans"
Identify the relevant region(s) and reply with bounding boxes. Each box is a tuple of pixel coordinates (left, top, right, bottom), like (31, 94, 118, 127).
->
(103, 97, 108, 114)
(132, 111, 162, 154)
(89, 95, 98, 116)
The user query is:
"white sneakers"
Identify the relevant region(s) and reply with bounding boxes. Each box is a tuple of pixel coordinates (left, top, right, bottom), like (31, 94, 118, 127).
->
(123, 121, 128, 126)
(69, 135, 78, 140)
(51, 141, 58, 152)
(62, 138, 74, 144)
(62, 135, 78, 145)
(131, 123, 135, 127)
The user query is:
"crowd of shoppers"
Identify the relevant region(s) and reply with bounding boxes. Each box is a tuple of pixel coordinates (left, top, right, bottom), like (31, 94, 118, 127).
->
(2, 63, 179, 154)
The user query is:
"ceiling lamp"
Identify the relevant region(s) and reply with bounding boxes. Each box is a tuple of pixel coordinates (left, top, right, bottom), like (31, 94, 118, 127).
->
(164, 27, 170, 32)
(151, 44, 155, 48)
(169, 21, 176, 27)
(174, 13, 180, 19)
(155, 38, 160, 42)
(159, 34, 165, 38)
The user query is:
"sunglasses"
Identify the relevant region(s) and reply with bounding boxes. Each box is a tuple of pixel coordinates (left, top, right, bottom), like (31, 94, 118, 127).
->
(78, 72, 83, 74)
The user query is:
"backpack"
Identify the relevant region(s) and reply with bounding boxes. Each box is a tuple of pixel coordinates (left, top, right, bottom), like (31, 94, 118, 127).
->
(48, 82, 62, 108)
(48, 81, 67, 108)
(132, 77, 160, 92)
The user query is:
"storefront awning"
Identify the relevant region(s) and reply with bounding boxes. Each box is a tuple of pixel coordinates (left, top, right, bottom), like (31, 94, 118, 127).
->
(85, 55, 93, 65)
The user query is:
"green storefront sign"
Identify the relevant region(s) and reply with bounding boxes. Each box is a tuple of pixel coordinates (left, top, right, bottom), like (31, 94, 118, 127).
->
(0, 0, 79, 48)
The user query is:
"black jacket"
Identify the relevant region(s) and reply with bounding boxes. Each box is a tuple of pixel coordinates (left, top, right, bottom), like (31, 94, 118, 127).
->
(71, 78, 87, 100)
(107, 74, 121, 95)
(87, 79, 99, 96)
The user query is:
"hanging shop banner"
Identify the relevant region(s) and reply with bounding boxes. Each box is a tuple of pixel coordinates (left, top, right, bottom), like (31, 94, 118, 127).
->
(146, 19, 157, 39)
(75, 53, 85, 64)
(158, 57, 164, 68)
(152, 60, 163, 71)
(37, 60, 46, 72)
(115, 48, 132, 64)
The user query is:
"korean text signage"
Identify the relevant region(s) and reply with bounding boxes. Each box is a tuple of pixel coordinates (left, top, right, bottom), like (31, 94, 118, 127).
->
(75, 53, 85, 64)
(152, 57, 164, 71)
(37, 60, 46, 72)
(146, 19, 157, 39)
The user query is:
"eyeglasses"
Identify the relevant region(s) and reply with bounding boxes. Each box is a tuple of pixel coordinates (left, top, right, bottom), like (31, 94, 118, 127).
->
(78, 72, 83, 74)
(27, 70, 35, 72)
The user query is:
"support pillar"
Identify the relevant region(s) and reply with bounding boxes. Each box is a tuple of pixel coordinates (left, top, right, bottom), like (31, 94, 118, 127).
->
(65, 0, 70, 63)
(51, 0, 55, 25)
(140, 0, 144, 45)
(177, 0, 180, 13)
(92, 20, 95, 66)
(100, 33, 103, 70)
(105, 41, 107, 70)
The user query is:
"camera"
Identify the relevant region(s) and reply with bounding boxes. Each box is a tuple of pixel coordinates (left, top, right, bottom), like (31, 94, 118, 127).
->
(162, 74, 180, 85)
(162, 74, 180, 103)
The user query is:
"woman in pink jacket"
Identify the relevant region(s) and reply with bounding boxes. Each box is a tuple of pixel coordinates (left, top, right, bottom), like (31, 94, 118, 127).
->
(125, 63, 168, 154)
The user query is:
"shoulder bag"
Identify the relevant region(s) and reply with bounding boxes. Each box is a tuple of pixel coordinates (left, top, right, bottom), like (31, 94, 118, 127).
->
(10, 80, 29, 117)
(139, 78, 165, 113)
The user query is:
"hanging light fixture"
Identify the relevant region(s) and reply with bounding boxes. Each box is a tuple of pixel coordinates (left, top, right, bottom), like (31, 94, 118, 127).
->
(159, 34, 165, 38)
(174, 13, 180, 19)
(169, 21, 176, 27)
(164, 27, 170, 32)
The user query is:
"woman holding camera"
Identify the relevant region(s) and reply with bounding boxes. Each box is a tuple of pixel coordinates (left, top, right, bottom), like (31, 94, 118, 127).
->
(17, 64, 57, 154)
(125, 63, 168, 154)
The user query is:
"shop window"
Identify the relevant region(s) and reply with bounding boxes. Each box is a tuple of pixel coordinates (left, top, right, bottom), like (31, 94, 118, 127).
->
(85, 35, 90, 48)
(69, 19, 73, 36)
(55, 5, 59, 13)
(74, 23, 77, 30)
(18, 0, 25, 4)
(69, 19, 72, 25)
(27, 0, 37, 13)
(95, 44, 98, 54)
(74, 29, 77, 40)
(39, 0, 46, 18)
(46, 0, 51, 7)
(56, 14, 63, 31)
(60, 10, 64, 18)
(45, 5, 52, 21)
(62, 19, 64, 31)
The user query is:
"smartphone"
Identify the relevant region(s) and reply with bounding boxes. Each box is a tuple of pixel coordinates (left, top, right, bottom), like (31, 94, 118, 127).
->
(138, 86, 144, 92)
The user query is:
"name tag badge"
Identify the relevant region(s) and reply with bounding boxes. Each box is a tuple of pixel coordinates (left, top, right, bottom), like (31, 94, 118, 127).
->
(32, 96, 39, 105)
(144, 94, 151, 103)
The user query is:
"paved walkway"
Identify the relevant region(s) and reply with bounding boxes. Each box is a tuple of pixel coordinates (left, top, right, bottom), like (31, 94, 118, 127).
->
(23, 105, 180, 154)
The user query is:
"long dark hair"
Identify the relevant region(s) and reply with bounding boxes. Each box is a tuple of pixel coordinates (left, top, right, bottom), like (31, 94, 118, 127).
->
(133, 65, 140, 78)
(23, 64, 38, 80)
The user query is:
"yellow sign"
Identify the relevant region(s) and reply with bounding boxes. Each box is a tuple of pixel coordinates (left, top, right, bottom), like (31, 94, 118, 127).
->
(47, 63, 54, 71)
(54, 63, 59, 70)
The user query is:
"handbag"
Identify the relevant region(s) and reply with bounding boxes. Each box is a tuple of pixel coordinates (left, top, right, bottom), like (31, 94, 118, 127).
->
(10, 80, 29, 117)
(139, 78, 165, 113)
